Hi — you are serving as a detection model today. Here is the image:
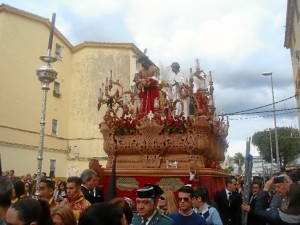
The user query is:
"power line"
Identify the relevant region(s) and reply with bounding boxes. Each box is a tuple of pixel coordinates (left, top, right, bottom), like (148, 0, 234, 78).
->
(224, 94, 296, 116)
(229, 109, 298, 120)
(228, 107, 299, 116)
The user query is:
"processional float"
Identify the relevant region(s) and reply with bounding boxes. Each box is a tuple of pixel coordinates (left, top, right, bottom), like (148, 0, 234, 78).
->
(94, 59, 230, 200)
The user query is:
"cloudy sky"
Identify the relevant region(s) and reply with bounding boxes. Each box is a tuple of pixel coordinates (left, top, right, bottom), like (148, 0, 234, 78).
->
(2, 0, 298, 157)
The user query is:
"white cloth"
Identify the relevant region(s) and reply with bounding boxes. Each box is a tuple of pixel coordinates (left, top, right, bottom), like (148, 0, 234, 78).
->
(166, 70, 189, 116)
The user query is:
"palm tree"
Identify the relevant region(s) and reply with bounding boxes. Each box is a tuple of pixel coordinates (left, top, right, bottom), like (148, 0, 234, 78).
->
(234, 152, 245, 174)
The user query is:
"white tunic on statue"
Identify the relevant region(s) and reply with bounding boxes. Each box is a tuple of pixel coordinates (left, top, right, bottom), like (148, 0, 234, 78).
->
(166, 71, 189, 117)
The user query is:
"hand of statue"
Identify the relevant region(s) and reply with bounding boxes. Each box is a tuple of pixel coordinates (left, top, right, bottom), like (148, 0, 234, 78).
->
(143, 79, 150, 87)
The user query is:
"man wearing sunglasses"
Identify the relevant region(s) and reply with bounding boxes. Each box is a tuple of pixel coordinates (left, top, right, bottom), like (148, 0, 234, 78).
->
(169, 186, 207, 225)
(132, 184, 174, 225)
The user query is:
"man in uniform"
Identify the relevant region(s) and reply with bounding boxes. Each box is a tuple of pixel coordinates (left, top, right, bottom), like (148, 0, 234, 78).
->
(132, 184, 174, 225)
(61, 176, 91, 221)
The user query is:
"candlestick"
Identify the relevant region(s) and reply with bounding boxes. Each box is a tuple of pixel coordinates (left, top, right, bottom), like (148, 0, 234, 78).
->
(105, 77, 108, 87)
(123, 96, 127, 105)
(48, 13, 56, 51)
(208, 71, 212, 83)
(110, 70, 112, 80)
(196, 58, 200, 70)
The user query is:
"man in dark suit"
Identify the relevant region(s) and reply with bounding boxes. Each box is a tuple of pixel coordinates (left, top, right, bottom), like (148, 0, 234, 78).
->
(80, 169, 103, 204)
(214, 176, 242, 225)
(242, 180, 265, 225)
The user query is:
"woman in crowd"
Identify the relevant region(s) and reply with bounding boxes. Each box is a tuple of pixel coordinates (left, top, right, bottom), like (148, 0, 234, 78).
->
(51, 205, 77, 225)
(25, 181, 33, 197)
(157, 190, 178, 215)
(55, 181, 67, 202)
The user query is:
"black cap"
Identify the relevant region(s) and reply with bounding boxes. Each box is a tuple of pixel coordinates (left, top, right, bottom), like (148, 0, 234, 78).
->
(137, 184, 164, 198)
(137, 186, 155, 198)
(145, 184, 164, 196)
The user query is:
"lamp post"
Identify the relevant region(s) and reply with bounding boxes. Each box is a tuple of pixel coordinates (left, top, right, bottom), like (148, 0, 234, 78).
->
(268, 128, 274, 174)
(35, 13, 58, 197)
(262, 72, 280, 169)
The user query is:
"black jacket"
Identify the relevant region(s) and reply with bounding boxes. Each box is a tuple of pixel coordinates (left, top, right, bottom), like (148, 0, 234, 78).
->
(81, 186, 104, 204)
(255, 191, 300, 225)
(247, 194, 265, 225)
(214, 189, 242, 225)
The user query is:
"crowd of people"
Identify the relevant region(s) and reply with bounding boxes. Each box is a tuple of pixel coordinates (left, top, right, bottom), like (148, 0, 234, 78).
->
(1, 169, 300, 225)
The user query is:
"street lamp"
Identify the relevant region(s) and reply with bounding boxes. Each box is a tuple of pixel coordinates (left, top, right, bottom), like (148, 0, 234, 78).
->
(268, 128, 274, 174)
(35, 13, 58, 197)
(262, 72, 280, 169)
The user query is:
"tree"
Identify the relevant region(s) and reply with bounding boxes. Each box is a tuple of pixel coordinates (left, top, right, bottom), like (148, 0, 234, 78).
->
(252, 127, 300, 166)
(233, 152, 244, 174)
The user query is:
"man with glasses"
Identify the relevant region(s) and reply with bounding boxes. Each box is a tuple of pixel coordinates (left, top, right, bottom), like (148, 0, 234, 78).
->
(169, 186, 207, 225)
(132, 184, 174, 225)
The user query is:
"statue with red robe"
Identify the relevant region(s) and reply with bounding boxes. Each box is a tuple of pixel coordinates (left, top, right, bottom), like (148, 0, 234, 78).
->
(135, 56, 160, 114)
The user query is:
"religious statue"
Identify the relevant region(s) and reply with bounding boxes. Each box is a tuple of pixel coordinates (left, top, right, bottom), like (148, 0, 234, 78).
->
(168, 62, 189, 117)
(135, 55, 160, 114)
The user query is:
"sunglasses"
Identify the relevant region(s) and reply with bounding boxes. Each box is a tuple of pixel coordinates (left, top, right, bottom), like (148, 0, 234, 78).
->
(178, 197, 190, 202)
(159, 196, 165, 200)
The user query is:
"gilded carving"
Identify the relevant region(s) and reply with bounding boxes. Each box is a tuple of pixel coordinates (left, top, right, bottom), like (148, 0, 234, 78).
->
(157, 178, 184, 191)
(116, 177, 139, 191)
(142, 155, 162, 168)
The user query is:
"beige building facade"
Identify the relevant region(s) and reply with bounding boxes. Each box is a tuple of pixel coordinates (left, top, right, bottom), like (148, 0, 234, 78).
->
(285, 0, 300, 129)
(0, 4, 144, 177)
